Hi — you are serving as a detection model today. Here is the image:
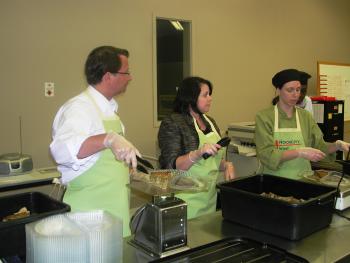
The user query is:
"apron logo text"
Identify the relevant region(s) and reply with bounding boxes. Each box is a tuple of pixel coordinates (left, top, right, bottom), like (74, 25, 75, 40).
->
(274, 139, 301, 150)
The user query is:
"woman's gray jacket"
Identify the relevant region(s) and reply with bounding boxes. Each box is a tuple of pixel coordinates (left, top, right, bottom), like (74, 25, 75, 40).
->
(158, 113, 221, 169)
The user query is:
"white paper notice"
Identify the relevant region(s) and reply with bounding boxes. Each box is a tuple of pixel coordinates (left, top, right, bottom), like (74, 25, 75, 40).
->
(313, 103, 324, 123)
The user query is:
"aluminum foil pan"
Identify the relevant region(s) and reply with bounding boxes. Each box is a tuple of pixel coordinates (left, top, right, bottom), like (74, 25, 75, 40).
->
(300, 170, 350, 187)
(130, 169, 209, 195)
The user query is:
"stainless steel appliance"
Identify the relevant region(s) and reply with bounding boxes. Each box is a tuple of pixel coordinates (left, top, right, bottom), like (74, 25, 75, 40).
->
(129, 194, 189, 257)
(227, 121, 256, 157)
(226, 122, 259, 177)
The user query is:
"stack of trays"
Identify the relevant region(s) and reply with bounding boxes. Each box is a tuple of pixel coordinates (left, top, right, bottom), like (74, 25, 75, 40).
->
(26, 210, 123, 263)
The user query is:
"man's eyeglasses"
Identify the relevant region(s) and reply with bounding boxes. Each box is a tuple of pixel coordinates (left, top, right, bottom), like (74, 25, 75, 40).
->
(112, 71, 131, 76)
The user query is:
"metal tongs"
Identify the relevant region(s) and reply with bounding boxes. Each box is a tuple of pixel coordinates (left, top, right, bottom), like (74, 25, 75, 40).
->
(136, 156, 154, 174)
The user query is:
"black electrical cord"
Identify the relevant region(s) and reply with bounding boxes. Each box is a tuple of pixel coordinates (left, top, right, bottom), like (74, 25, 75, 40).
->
(333, 156, 350, 220)
(332, 172, 350, 219)
(334, 209, 350, 221)
(333, 170, 343, 208)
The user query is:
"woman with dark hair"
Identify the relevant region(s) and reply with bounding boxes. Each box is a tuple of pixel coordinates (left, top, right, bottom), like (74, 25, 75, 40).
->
(158, 76, 235, 219)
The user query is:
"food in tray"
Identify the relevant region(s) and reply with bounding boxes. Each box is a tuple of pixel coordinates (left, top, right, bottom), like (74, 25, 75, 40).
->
(302, 170, 350, 186)
(321, 173, 348, 185)
(174, 176, 196, 187)
(261, 192, 305, 204)
(302, 169, 329, 181)
(2, 207, 30, 222)
(149, 170, 173, 189)
(131, 171, 150, 182)
(170, 175, 205, 191)
(314, 170, 329, 178)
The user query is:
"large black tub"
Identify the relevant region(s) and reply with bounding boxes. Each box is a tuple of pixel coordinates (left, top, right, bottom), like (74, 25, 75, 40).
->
(0, 192, 70, 258)
(217, 174, 337, 240)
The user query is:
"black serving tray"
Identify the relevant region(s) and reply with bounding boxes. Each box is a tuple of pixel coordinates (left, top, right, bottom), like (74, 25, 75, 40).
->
(0, 192, 70, 258)
(336, 160, 350, 175)
(150, 237, 308, 263)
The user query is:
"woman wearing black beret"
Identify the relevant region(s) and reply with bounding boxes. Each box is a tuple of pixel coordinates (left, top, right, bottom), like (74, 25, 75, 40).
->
(255, 69, 350, 179)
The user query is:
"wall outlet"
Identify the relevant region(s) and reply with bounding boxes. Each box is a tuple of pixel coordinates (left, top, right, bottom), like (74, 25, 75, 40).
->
(45, 82, 55, 97)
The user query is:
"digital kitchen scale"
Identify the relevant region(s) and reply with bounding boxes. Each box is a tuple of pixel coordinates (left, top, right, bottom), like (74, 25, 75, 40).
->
(128, 169, 198, 258)
(129, 194, 189, 258)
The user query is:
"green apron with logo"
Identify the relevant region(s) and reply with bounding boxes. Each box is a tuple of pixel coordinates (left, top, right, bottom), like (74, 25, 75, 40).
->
(263, 106, 311, 180)
(63, 92, 130, 237)
(176, 115, 223, 219)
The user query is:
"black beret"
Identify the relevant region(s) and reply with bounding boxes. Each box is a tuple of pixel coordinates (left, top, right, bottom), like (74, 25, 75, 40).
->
(299, 71, 311, 85)
(272, 69, 301, 89)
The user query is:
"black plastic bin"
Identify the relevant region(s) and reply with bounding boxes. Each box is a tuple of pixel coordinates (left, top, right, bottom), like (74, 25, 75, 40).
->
(217, 174, 336, 240)
(0, 192, 70, 258)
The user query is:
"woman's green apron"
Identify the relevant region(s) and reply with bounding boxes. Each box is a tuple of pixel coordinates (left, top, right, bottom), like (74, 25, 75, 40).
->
(63, 91, 131, 237)
(263, 106, 311, 180)
(176, 115, 223, 219)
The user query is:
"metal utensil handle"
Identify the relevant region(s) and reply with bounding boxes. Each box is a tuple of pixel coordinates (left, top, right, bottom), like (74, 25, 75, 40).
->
(202, 137, 231, 159)
(136, 156, 154, 170)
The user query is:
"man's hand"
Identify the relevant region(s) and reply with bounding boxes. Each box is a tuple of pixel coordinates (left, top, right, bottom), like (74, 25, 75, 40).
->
(103, 132, 141, 169)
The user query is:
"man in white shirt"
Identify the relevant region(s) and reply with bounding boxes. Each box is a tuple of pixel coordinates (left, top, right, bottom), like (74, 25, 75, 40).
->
(50, 46, 140, 237)
(296, 71, 313, 116)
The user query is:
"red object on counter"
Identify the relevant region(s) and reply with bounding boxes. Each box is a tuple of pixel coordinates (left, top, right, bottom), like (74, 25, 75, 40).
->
(310, 96, 336, 101)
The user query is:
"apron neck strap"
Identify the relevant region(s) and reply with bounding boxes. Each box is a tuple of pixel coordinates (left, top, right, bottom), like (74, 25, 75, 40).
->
(192, 114, 220, 137)
(274, 105, 301, 132)
(84, 90, 117, 120)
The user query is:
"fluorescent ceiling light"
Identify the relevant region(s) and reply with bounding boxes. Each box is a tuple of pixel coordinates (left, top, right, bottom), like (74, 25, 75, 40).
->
(170, 20, 184, 31)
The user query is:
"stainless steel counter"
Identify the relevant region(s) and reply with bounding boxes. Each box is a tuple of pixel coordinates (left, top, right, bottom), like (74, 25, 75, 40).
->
(123, 209, 350, 262)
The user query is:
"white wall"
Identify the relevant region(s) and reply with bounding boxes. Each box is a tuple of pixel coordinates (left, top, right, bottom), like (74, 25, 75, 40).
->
(1, 0, 350, 167)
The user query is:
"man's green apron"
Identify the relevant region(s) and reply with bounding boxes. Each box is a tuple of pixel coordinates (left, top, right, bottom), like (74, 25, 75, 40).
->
(176, 115, 224, 219)
(263, 105, 311, 180)
(63, 92, 131, 237)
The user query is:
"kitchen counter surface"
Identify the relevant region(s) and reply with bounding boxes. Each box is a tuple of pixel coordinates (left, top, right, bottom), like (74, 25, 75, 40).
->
(0, 168, 63, 200)
(0, 167, 59, 189)
(123, 208, 350, 262)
